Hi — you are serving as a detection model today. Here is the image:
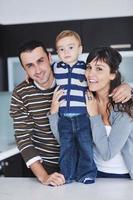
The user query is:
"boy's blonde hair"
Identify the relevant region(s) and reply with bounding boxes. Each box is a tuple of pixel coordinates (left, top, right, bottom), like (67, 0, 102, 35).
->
(55, 30, 82, 48)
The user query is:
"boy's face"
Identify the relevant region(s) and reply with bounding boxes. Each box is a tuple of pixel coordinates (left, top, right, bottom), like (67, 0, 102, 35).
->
(56, 36, 82, 66)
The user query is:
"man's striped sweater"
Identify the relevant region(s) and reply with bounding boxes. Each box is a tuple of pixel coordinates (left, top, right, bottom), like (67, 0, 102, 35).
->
(10, 80, 60, 167)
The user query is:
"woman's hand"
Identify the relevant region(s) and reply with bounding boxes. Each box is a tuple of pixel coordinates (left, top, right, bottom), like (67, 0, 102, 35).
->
(50, 86, 64, 114)
(85, 90, 99, 116)
(109, 83, 132, 103)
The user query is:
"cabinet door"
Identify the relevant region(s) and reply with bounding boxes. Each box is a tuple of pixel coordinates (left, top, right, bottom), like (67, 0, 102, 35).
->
(81, 17, 133, 52)
(2, 20, 81, 57)
(2, 153, 23, 177)
(0, 25, 3, 56)
(0, 26, 8, 91)
(0, 59, 8, 91)
(2, 153, 34, 177)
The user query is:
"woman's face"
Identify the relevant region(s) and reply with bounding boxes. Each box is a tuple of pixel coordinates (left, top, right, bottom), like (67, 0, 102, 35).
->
(85, 58, 115, 93)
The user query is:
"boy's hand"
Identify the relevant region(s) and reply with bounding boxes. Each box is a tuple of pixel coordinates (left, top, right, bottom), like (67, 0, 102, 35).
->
(85, 90, 99, 116)
(50, 86, 64, 114)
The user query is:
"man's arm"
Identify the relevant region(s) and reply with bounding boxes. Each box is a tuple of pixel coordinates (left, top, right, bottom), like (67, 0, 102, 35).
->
(10, 89, 65, 186)
(10, 90, 39, 162)
(30, 161, 65, 186)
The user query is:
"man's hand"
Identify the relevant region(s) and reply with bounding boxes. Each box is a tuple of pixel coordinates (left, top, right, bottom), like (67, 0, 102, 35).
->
(41, 172, 65, 186)
(30, 161, 65, 186)
(109, 83, 132, 103)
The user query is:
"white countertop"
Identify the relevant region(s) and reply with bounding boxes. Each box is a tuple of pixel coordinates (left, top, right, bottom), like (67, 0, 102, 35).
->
(0, 140, 19, 161)
(0, 177, 133, 200)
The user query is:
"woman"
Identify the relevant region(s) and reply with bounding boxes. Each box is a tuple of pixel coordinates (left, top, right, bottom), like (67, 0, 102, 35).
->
(48, 46, 133, 180)
(85, 47, 133, 179)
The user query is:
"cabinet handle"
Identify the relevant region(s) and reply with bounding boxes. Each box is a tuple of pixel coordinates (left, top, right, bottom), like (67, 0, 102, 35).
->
(1, 161, 5, 167)
(46, 48, 54, 53)
(5, 162, 9, 166)
(1, 161, 9, 167)
(110, 44, 131, 49)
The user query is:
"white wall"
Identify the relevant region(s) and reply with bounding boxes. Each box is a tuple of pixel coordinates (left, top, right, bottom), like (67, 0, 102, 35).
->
(0, 0, 133, 25)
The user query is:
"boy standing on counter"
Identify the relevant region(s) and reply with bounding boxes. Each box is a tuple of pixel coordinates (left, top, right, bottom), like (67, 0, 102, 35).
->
(51, 30, 97, 184)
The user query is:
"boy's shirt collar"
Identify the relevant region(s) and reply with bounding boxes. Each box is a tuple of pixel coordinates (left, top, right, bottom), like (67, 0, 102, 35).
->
(58, 60, 81, 68)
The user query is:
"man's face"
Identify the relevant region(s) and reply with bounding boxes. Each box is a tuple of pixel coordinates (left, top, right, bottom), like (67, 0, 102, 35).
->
(20, 47, 54, 88)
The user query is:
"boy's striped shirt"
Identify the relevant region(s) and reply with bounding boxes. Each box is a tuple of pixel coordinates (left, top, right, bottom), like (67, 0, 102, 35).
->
(53, 61, 87, 114)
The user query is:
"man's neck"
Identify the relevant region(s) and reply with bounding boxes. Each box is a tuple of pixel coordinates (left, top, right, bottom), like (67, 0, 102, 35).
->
(34, 79, 56, 90)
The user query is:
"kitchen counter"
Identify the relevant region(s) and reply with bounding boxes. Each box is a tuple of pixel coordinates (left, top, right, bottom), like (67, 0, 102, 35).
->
(0, 140, 19, 161)
(0, 92, 19, 161)
(0, 177, 133, 200)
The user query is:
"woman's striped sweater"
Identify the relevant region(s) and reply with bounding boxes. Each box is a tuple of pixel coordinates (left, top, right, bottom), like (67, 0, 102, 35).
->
(10, 80, 60, 167)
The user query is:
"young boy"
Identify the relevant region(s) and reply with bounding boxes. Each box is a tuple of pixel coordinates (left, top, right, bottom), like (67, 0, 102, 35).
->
(52, 30, 97, 184)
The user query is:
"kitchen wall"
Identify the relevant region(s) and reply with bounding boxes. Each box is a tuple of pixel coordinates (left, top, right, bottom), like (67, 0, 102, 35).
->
(0, 92, 15, 143)
(0, 0, 133, 25)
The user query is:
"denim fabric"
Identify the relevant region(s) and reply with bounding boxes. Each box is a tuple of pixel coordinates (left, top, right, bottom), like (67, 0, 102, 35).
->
(58, 113, 97, 183)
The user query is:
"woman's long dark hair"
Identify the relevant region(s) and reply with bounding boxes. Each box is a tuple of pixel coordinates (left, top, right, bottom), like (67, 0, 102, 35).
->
(86, 47, 133, 118)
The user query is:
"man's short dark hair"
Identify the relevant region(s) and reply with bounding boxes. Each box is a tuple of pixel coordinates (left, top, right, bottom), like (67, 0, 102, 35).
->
(18, 40, 49, 66)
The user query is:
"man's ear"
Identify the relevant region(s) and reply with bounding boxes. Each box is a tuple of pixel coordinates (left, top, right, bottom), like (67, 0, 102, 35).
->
(79, 45, 83, 55)
(48, 52, 52, 64)
(25, 72, 30, 83)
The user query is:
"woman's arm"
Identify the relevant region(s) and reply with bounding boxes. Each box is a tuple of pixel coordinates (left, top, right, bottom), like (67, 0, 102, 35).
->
(90, 112, 133, 160)
(47, 86, 64, 144)
(48, 112, 60, 144)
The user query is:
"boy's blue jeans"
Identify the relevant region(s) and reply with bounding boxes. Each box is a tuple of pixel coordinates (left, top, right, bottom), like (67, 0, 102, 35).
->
(58, 113, 97, 183)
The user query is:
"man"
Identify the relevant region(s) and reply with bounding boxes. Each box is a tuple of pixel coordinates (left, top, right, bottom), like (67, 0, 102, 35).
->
(10, 40, 65, 186)
(10, 40, 132, 186)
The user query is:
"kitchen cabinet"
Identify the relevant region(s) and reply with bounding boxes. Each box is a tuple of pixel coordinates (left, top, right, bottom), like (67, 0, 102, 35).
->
(0, 16, 133, 91)
(0, 60, 8, 91)
(0, 20, 81, 90)
(81, 16, 133, 52)
(0, 25, 4, 56)
(0, 26, 8, 91)
(1, 153, 22, 177)
(1, 153, 34, 177)
(1, 16, 133, 57)
(0, 27, 2, 57)
(2, 20, 81, 57)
